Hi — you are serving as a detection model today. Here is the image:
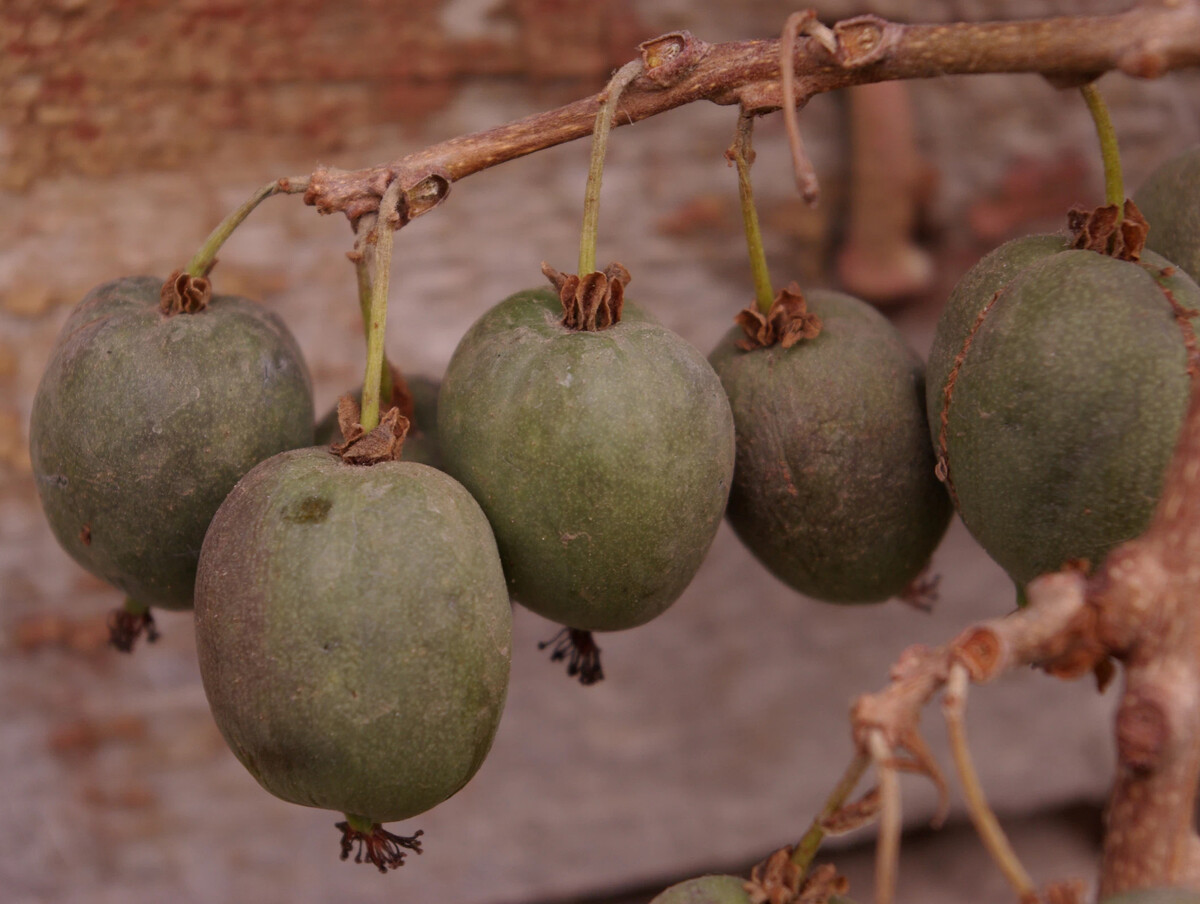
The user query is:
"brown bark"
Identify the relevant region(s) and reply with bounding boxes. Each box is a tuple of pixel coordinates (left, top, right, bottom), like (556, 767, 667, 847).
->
(303, 1, 1200, 224)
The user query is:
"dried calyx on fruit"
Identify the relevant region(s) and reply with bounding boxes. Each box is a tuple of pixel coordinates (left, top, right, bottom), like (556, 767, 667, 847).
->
(29, 273, 315, 648)
(314, 370, 442, 469)
(927, 201, 1200, 593)
(438, 263, 735, 683)
(710, 284, 950, 603)
(194, 399, 512, 871)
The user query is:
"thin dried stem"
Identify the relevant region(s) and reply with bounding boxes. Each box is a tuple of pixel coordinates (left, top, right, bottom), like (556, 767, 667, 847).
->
(943, 664, 1038, 902)
(869, 730, 902, 904)
(780, 12, 825, 205)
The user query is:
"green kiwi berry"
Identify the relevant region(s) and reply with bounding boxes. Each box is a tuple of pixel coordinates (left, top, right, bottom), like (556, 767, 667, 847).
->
(927, 238, 1200, 588)
(710, 290, 951, 603)
(194, 446, 511, 828)
(438, 285, 735, 633)
(29, 275, 314, 611)
(1135, 145, 1200, 284)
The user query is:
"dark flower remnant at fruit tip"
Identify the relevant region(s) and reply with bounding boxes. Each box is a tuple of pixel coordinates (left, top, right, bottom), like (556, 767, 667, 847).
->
(107, 606, 159, 653)
(331, 396, 410, 465)
(542, 261, 630, 332)
(158, 270, 212, 315)
(336, 820, 424, 873)
(539, 627, 605, 685)
(1067, 199, 1149, 262)
(735, 283, 823, 351)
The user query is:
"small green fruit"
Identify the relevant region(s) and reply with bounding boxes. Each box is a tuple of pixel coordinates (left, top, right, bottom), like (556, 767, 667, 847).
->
(709, 290, 951, 603)
(1135, 145, 1200, 284)
(315, 374, 442, 468)
(438, 286, 735, 632)
(927, 238, 1200, 588)
(30, 275, 314, 610)
(194, 446, 512, 824)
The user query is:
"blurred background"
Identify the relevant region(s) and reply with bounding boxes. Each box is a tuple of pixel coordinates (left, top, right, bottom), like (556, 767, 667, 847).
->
(2, 1, 1199, 902)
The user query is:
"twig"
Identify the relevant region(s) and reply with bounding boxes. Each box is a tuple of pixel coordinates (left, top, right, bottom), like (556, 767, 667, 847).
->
(942, 664, 1038, 902)
(869, 730, 902, 904)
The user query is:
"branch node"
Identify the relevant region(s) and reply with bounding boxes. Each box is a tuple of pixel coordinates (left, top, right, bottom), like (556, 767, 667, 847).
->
(833, 15, 893, 68)
(638, 31, 710, 87)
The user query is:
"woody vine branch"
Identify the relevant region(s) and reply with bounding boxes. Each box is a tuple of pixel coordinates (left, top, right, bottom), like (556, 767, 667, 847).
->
(297, 1, 1200, 227)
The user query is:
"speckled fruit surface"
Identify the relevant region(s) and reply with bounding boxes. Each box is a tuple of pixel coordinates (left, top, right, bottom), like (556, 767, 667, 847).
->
(438, 287, 735, 632)
(194, 446, 512, 822)
(710, 290, 950, 603)
(29, 275, 314, 610)
(927, 242, 1200, 587)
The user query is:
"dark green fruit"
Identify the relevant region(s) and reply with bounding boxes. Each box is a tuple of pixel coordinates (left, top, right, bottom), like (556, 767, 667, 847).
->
(438, 287, 735, 632)
(1101, 890, 1200, 904)
(927, 238, 1200, 588)
(709, 291, 951, 603)
(30, 275, 314, 610)
(194, 446, 511, 824)
(315, 375, 442, 468)
(1135, 145, 1200, 283)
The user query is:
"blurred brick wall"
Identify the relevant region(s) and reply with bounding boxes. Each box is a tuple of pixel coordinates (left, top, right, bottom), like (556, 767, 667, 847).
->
(0, 0, 645, 188)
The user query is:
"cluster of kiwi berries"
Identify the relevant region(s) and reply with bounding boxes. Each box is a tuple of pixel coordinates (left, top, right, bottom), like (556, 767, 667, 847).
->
(25, 63, 1200, 885)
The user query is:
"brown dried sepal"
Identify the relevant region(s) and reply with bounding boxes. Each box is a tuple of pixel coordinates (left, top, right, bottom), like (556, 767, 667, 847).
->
(820, 787, 881, 835)
(107, 606, 160, 653)
(745, 851, 849, 904)
(159, 270, 212, 315)
(332, 396, 410, 465)
(538, 627, 604, 685)
(735, 283, 823, 351)
(542, 261, 630, 332)
(335, 821, 423, 873)
(1067, 199, 1149, 261)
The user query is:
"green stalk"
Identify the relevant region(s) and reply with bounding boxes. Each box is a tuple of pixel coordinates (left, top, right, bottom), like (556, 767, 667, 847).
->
(730, 111, 775, 315)
(184, 177, 309, 278)
(790, 753, 870, 878)
(578, 60, 642, 276)
(355, 254, 393, 414)
(359, 179, 405, 433)
(1080, 82, 1124, 213)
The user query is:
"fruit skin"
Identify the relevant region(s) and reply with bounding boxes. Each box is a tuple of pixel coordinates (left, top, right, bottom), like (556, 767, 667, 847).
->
(314, 375, 442, 468)
(650, 875, 753, 904)
(927, 241, 1200, 588)
(194, 446, 512, 823)
(438, 287, 735, 632)
(650, 875, 854, 904)
(1135, 145, 1200, 284)
(29, 276, 314, 610)
(710, 290, 951, 603)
